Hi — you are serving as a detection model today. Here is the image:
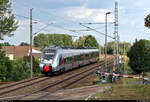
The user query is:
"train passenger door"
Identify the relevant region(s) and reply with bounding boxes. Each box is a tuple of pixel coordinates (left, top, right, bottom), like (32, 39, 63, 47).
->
(82, 54, 85, 65)
(72, 54, 74, 68)
(59, 54, 62, 67)
(59, 54, 65, 72)
(59, 55, 64, 66)
(88, 53, 91, 64)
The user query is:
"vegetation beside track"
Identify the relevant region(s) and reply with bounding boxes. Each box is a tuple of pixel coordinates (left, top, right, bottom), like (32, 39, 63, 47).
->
(90, 79, 150, 100)
(0, 49, 41, 82)
(79, 55, 150, 100)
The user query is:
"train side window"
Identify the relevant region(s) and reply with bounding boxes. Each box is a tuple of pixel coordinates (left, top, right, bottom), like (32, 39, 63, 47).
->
(66, 57, 70, 64)
(87, 54, 89, 60)
(64, 58, 66, 64)
(59, 55, 62, 65)
(74, 55, 77, 62)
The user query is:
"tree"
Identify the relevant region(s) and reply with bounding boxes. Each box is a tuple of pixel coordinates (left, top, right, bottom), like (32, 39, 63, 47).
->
(73, 35, 99, 48)
(20, 42, 29, 46)
(127, 39, 150, 74)
(0, 42, 11, 46)
(144, 14, 150, 28)
(9, 57, 30, 81)
(107, 42, 114, 54)
(84, 35, 99, 48)
(0, 44, 13, 81)
(106, 41, 131, 55)
(34, 34, 72, 50)
(8, 56, 40, 81)
(23, 56, 40, 73)
(0, 0, 18, 40)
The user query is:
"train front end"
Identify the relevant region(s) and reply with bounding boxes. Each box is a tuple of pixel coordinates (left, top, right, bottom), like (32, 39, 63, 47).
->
(39, 47, 58, 75)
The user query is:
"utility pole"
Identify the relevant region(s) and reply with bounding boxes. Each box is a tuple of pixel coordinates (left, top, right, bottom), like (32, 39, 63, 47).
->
(114, 1, 119, 68)
(105, 12, 111, 71)
(30, 8, 33, 78)
(99, 45, 101, 61)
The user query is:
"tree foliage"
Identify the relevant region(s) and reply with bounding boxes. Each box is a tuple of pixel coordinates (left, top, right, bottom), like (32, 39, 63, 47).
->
(73, 35, 99, 48)
(106, 41, 131, 54)
(0, 0, 18, 40)
(144, 14, 150, 28)
(0, 44, 13, 81)
(8, 56, 40, 81)
(19, 42, 29, 46)
(107, 42, 114, 54)
(9, 58, 30, 81)
(34, 34, 99, 50)
(34, 34, 72, 50)
(127, 39, 150, 74)
(0, 42, 11, 46)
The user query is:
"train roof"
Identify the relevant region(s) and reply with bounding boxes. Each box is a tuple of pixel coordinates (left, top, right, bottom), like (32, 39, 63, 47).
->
(44, 46, 98, 50)
(42, 46, 99, 58)
(59, 48, 98, 58)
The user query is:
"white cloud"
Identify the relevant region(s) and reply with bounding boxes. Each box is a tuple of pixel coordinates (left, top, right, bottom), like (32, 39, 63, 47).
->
(64, 7, 92, 19)
(64, 7, 112, 23)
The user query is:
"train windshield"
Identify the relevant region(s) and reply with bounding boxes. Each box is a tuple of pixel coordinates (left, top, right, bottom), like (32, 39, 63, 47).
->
(43, 49, 56, 60)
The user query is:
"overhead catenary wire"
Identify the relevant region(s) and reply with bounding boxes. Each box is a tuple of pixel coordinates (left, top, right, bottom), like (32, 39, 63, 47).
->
(14, 13, 80, 35)
(12, 0, 116, 39)
(79, 23, 115, 39)
(11, 0, 79, 26)
(11, 0, 111, 45)
(14, 13, 52, 25)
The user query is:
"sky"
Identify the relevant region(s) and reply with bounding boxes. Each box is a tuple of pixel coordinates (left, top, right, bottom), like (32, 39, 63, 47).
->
(1, 0, 150, 46)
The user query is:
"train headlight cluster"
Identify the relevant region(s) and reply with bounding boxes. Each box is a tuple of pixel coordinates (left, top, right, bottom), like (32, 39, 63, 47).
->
(43, 65, 50, 72)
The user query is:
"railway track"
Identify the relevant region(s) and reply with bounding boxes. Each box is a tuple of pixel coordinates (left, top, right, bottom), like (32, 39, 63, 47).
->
(22, 61, 113, 100)
(0, 75, 44, 90)
(0, 76, 51, 97)
(0, 57, 114, 100)
(0, 58, 114, 100)
(0, 61, 100, 99)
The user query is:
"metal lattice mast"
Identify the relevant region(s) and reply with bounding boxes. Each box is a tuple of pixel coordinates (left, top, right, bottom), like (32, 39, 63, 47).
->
(114, 1, 119, 66)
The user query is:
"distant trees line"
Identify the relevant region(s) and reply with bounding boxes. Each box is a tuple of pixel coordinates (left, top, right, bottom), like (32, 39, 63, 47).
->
(1, 34, 131, 56)
(1, 34, 99, 49)
(33, 33, 99, 50)
(105, 41, 131, 55)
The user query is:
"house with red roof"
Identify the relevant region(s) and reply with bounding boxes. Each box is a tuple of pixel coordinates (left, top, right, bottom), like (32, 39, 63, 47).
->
(2, 46, 41, 60)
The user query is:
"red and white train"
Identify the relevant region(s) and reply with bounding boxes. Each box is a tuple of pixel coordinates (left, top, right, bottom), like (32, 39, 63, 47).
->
(40, 46, 99, 75)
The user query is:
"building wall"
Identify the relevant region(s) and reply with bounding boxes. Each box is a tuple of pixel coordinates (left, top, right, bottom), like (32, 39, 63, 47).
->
(6, 54, 14, 60)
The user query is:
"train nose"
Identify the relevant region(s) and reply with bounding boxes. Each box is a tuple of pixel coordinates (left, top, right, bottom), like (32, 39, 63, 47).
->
(43, 65, 52, 72)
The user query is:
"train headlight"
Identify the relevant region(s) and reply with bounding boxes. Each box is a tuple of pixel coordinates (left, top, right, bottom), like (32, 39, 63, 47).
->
(43, 65, 50, 72)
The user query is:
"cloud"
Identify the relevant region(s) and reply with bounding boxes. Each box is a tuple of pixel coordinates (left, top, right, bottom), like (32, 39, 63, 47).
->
(91, 9, 113, 22)
(64, 7, 93, 19)
(64, 6, 112, 22)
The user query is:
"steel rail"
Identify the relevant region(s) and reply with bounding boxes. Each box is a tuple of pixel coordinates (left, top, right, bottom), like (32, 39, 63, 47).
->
(0, 57, 114, 100)
(20, 59, 114, 100)
(0, 77, 50, 97)
(0, 75, 44, 90)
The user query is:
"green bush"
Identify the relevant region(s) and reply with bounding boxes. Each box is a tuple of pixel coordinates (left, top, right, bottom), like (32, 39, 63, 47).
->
(0, 45, 13, 81)
(8, 58, 30, 81)
(127, 39, 150, 74)
(8, 56, 41, 81)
